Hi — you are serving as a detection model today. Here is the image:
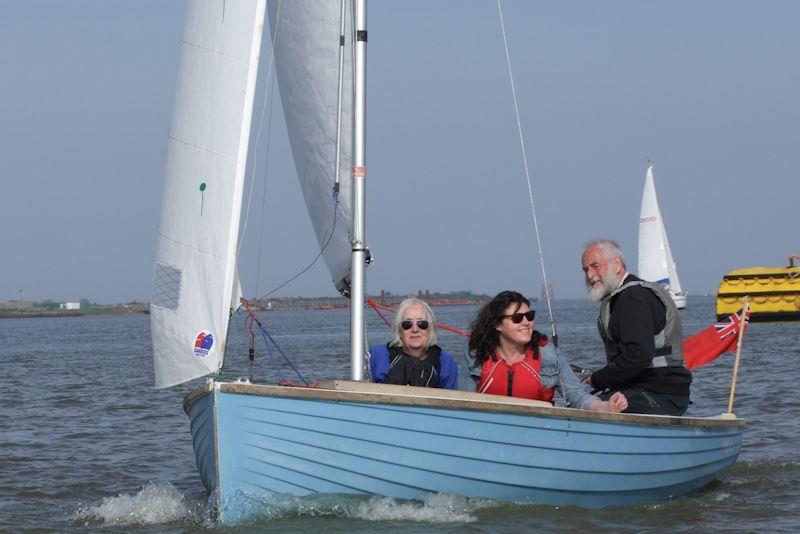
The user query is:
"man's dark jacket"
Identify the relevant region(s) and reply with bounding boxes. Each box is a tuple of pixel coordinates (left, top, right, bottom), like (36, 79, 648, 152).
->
(591, 274, 692, 396)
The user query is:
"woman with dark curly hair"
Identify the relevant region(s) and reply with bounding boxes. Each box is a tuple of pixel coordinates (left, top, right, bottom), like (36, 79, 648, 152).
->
(469, 291, 627, 412)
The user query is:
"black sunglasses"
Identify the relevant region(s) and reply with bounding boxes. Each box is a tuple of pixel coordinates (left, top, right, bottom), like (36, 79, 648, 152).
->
(401, 320, 430, 331)
(503, 310, 535, 324)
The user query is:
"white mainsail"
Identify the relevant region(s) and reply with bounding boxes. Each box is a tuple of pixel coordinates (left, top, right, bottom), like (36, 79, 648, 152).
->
(267, 0, 354, 295)
(151, 0, 267, 388)
(637, 162, 686, 308)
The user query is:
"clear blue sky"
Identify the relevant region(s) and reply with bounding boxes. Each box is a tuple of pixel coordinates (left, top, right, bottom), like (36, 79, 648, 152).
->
(1, 1, 798, 303)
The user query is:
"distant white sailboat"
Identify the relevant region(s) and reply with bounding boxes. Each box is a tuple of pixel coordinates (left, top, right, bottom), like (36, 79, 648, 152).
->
(637, 162, 687, 309)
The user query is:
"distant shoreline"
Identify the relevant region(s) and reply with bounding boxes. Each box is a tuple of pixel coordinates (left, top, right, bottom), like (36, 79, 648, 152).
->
(0, 294, 716, 319)
(0, 311, 85, 319)
(0, 308, 148, 320)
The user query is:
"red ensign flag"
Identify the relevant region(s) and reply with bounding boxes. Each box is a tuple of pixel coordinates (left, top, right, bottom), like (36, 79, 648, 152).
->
(684, 307, 750, 370)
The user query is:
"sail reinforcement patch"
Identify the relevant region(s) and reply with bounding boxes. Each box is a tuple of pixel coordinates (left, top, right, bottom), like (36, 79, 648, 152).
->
(152, 262, 182, 310)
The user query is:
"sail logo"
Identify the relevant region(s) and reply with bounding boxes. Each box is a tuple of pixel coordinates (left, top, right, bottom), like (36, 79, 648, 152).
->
(193, 331, 214, 357)
(640, 216, 657, 223)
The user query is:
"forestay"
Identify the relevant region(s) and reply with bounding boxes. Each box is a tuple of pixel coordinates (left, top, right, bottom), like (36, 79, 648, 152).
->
(267, 0, 354, 295)
(151, 0, 267, 388)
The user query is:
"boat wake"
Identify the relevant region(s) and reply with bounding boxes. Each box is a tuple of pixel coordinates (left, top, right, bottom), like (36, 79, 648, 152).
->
(73, 483, 203, 527)
(74, 483, 496, 527)
(341, 492, 496, 523)
(223, 491, 497, 525)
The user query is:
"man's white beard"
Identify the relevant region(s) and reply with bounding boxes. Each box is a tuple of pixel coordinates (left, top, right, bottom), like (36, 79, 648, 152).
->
(586, 270, 619, 302)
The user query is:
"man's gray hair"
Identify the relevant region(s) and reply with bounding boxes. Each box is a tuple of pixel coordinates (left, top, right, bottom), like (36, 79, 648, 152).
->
(584, 238, 627, 269)
(390, 297, 438, 348)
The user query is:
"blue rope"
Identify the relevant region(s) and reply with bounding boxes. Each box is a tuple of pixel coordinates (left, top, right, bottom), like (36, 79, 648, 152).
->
(257, 322, 286, 383)
(248, 312, 310, 387)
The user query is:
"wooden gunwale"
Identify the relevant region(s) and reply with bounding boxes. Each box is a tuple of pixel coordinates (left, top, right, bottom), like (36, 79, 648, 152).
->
(184, 380, 744, 429)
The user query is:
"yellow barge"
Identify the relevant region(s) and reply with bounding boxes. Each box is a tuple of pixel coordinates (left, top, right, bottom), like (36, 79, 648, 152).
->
(716, 254, 800, 321)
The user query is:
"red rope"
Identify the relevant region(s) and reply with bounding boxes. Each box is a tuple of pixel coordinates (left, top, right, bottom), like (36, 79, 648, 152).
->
(367, 299, 393, 329)
(367, 299, 470, 337)
(240, 298, 257, 342)
(240, 298, 257, 318)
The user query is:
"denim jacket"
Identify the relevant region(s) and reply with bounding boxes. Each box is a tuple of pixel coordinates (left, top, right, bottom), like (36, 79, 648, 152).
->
(537, 343, 599, 409)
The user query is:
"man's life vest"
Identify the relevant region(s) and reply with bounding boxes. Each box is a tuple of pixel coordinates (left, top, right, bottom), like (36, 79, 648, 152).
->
(477, 343, 555, 403)
(598, 279, 685, 368)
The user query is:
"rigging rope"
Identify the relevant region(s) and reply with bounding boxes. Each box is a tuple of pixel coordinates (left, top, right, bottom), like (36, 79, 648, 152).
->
(256, 199, 340, 301)
(496, 0, 558, 347)
(369, 299, 393, 329)
(238, 0, 283, 265)
(252, 61, 279, 298)
(366, 299, 470, 338)
(244, 311, 285, 382)
(240, 299, 311, 386)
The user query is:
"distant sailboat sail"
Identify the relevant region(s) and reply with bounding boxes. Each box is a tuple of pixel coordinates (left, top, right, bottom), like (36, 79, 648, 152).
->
(268, 0, 354, 295)
(151, 1, 267, 388)
(638, 162, 687, 309)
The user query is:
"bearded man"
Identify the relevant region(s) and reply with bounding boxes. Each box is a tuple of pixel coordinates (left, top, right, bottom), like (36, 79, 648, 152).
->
(580, 239, 691, 415)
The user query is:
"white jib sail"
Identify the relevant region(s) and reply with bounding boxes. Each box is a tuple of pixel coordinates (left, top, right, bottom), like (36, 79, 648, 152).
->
(267, 0, 354, 294)
(637, 162, 682, 294)
(151, 0, 267, 389)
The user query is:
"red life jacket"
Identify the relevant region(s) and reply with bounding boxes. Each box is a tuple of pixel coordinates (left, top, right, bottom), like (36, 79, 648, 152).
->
(477, 340, 555, 403)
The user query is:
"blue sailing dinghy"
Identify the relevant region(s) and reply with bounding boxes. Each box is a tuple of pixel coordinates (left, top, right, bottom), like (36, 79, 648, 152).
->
(152, 0, 744, 524)
(185, 381, 743, 523)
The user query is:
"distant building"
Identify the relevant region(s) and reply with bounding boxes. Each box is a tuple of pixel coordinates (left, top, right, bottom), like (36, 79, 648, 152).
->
(61, 302, 81, 310)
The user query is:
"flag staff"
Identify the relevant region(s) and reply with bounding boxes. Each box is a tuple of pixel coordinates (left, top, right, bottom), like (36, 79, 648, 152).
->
(722, 295, 750, 419)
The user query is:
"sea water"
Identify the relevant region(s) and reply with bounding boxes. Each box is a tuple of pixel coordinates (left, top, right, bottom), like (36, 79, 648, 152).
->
(2, 297, 799, 532)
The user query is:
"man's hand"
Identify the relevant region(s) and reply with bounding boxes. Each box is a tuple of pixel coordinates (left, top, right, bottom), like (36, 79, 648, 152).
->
(607, 391, 628, 412)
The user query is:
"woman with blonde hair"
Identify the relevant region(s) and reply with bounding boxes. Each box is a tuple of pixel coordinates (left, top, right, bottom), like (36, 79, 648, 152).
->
(370, 298, 458, 389)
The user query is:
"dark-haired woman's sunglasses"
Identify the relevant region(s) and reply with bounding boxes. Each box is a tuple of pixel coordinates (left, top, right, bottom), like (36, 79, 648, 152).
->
(401, 320, 430, 330)
(503, 310, 535, 324)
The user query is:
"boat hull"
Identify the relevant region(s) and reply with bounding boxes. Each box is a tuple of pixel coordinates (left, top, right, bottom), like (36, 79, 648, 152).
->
(186, 381, 743, 524)
(672, 292, 687, 310)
